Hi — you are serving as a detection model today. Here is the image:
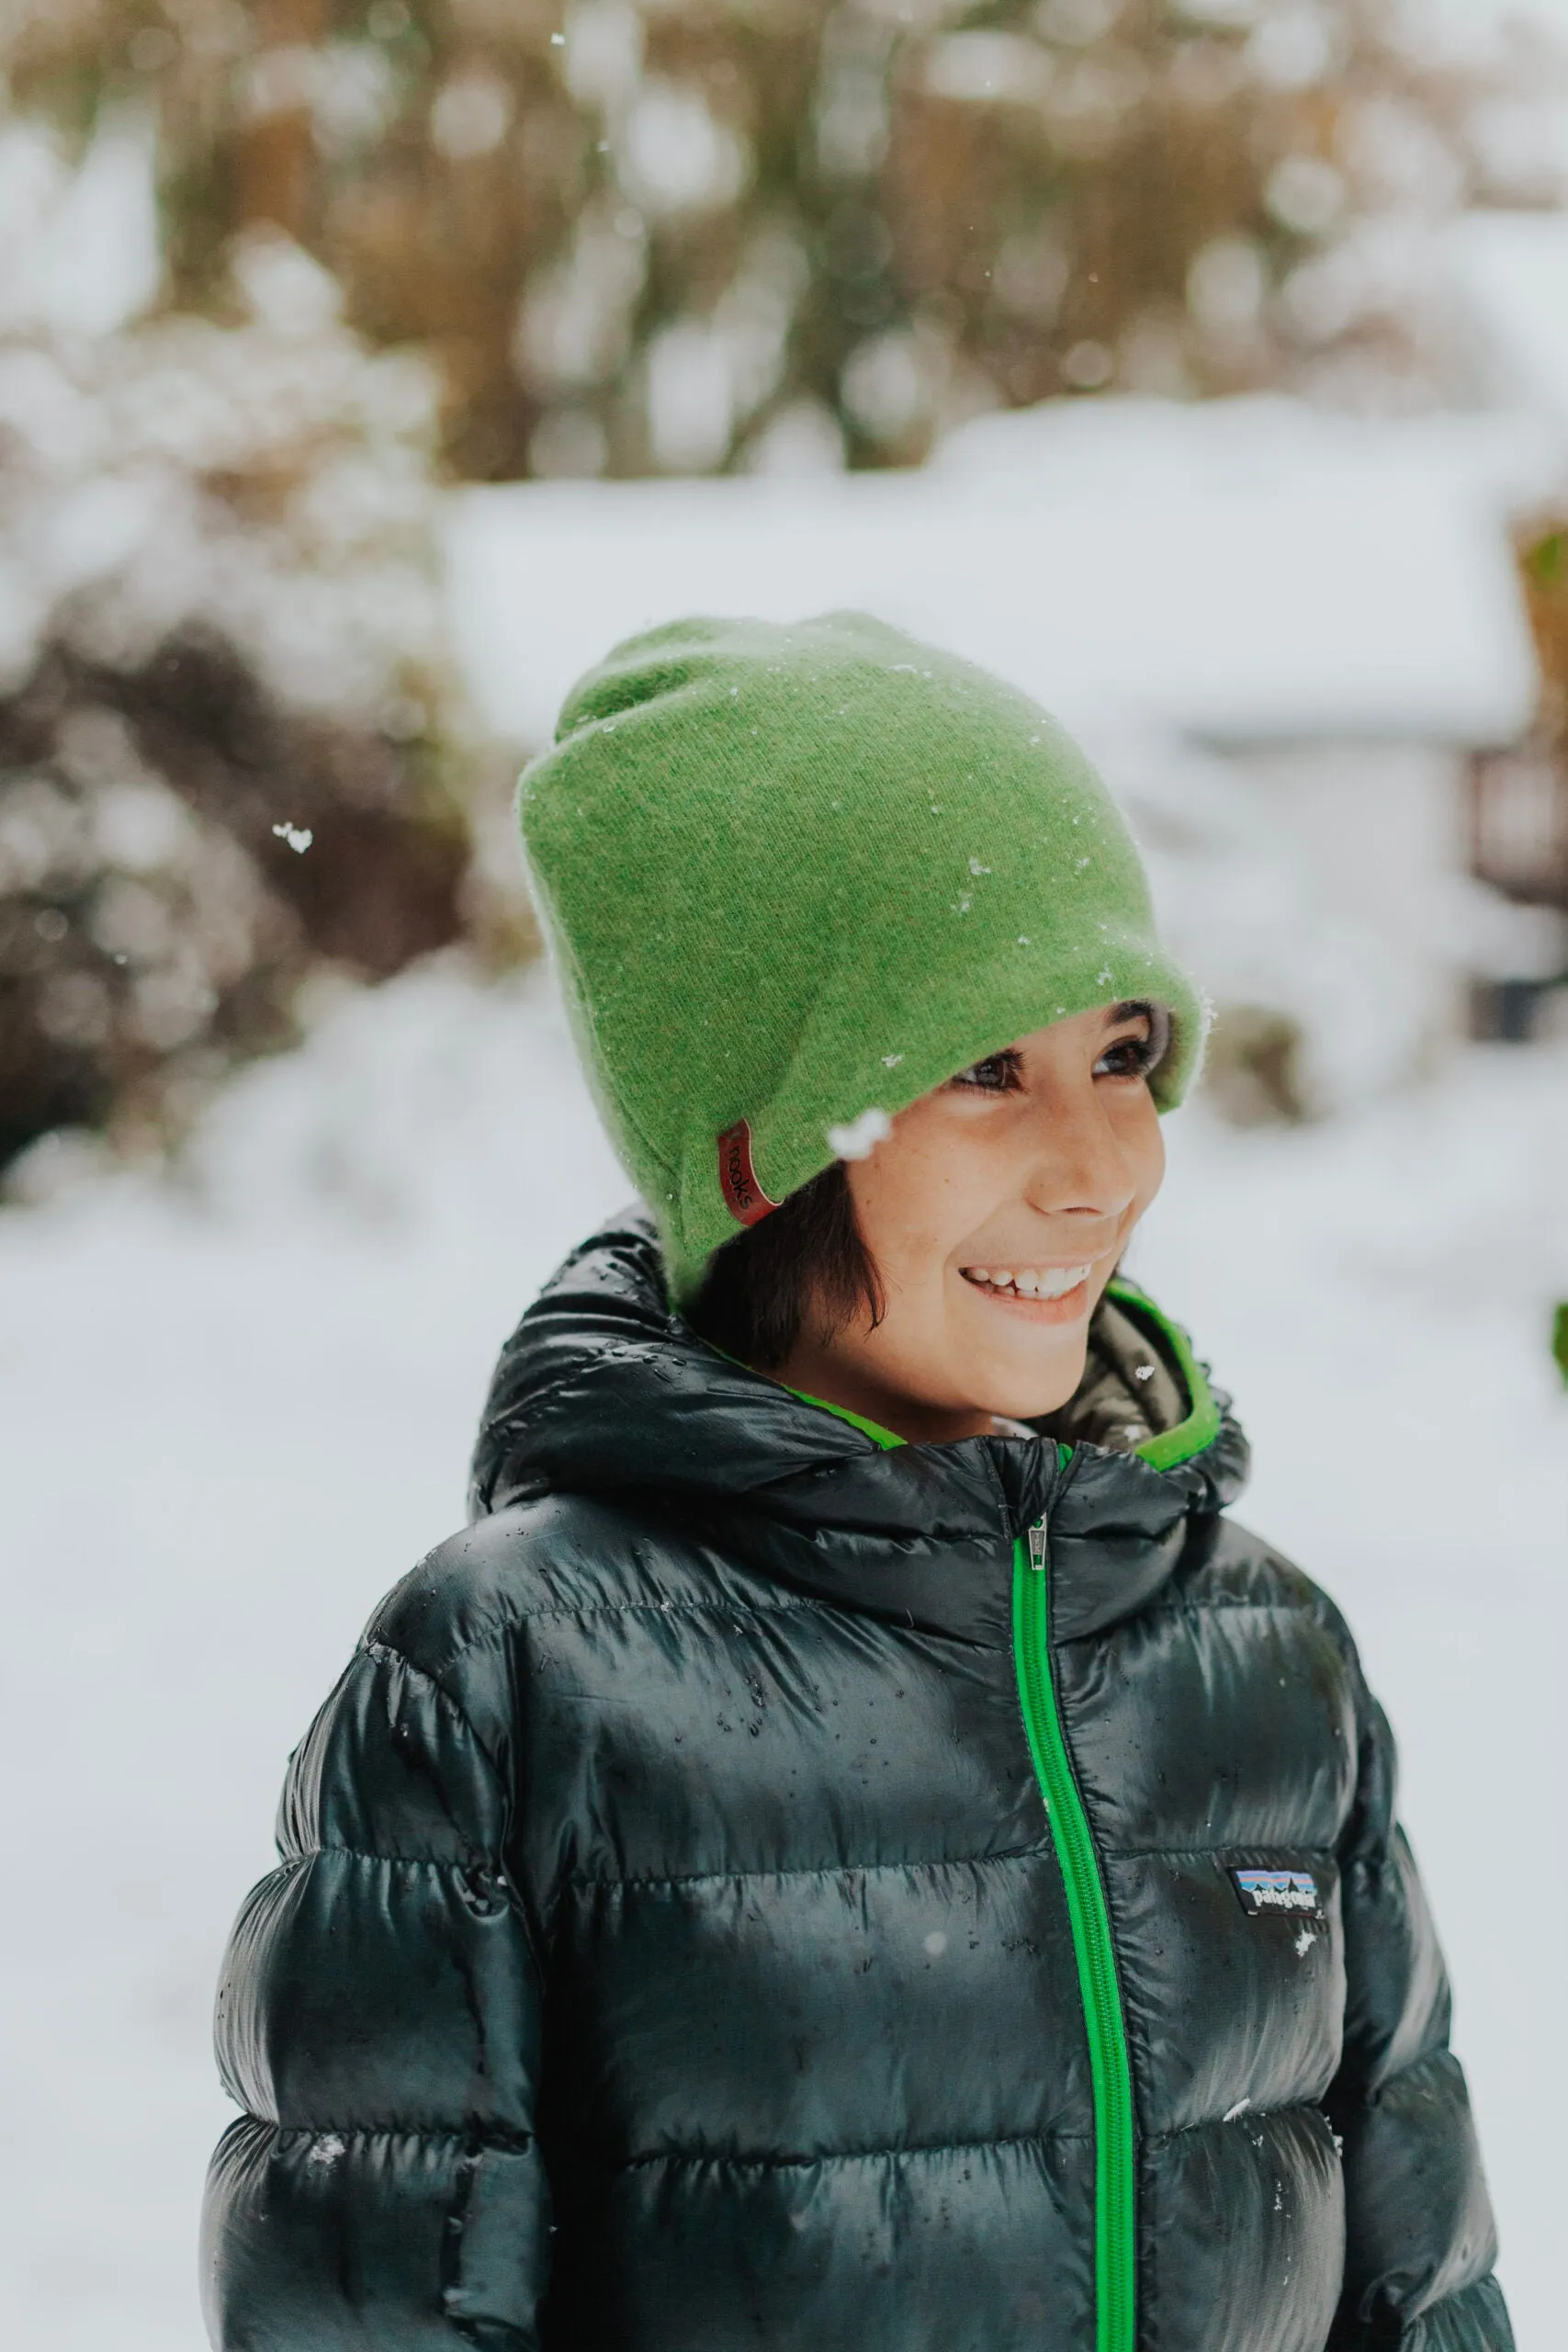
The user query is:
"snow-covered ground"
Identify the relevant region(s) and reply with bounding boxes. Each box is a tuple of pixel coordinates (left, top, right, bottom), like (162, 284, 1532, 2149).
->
(1, 957, 1564, 2347)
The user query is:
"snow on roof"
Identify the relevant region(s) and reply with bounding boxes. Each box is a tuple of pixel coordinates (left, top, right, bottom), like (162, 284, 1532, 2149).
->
(444, 395, 1543, 752)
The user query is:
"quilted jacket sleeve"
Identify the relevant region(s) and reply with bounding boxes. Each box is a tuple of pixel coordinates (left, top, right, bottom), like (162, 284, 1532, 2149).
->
(200, 1633, 549, 2349)
(1326, 1667, 1512, 2351)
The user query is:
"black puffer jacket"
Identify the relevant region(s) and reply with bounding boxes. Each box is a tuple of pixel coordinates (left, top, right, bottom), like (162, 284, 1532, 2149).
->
(204, 1216, 1510, 2352)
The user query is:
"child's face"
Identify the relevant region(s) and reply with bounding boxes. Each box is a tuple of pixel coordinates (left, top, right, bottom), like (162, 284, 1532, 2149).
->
(815, 1003, 1167, 1441)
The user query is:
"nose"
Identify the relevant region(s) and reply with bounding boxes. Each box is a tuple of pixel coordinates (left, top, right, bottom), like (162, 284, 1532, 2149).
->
(1021, 1073, 1137, 1226)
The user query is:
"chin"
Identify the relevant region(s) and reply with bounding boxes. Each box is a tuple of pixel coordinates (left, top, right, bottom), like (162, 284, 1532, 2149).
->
(976, 1334, 1090, 1424)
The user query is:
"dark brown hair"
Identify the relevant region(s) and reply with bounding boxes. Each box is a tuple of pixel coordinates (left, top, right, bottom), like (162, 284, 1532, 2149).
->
(685, 1160, 884, 1372)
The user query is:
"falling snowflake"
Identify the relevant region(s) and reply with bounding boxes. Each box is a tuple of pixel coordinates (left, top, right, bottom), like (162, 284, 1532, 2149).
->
(271, 821, 313, 854)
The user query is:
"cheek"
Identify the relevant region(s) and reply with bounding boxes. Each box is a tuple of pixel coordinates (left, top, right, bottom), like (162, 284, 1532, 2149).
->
(844, 1126, 993, 1292)
(1120, 1095, 1167, 1224)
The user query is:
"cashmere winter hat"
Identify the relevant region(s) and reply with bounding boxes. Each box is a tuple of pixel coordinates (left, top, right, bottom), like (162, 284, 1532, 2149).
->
(519, 612, 1205, 1301)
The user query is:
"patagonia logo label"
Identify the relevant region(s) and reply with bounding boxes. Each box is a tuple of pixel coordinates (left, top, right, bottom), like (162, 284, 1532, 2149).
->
(716, 1119, 781, 1227)
(1230, 1868, 1323, 1920)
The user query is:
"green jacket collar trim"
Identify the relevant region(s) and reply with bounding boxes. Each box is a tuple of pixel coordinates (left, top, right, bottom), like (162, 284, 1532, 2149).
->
(786, 1389, 905, 1452)
(1106, 1280, 1223, 1471)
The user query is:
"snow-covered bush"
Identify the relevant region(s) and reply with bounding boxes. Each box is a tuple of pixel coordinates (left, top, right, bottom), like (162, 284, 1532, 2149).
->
(0, 117, 489, 1177)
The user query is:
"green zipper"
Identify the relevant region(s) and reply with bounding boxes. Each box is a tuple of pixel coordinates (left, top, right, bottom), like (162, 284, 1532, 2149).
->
(1013, 1513, 1136, 2352)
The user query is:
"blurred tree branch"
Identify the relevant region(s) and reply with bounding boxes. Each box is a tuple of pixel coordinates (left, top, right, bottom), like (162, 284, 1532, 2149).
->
(1, 0, 1554, 479)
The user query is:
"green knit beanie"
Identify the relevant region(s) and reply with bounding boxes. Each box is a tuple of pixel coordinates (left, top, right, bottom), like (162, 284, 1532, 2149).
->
(519, 612, 1205, 1302)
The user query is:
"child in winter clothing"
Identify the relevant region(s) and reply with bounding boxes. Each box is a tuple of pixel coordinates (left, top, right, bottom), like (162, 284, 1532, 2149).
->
(203, 616, 1510, 2350)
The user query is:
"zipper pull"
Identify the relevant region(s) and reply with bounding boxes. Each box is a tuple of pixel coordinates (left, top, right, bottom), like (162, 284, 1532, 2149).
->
(1027, 1516, 1047, 1572)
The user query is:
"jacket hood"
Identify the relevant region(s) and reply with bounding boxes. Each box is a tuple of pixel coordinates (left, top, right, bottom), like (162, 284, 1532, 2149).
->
(468, 1211, 1249, 1645)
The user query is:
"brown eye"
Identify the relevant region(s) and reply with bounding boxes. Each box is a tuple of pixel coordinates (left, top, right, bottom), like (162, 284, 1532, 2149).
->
(951, 1050, 1021, 1093)
(1094, 1000, 1169, 1080)
(1095, 1024, 1159, 1079)
(1095, 1035, 1152, 1079)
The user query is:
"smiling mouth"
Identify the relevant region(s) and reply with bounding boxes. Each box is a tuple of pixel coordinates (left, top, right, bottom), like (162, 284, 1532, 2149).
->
(961, 1263, 1094, 1301)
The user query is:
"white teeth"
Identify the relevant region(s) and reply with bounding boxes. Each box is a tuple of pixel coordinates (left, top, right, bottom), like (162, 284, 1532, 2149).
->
(965, 1264, 1090, 1299)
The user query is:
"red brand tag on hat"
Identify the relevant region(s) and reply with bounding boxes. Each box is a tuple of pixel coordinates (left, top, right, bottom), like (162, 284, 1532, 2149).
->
(717, 1119, 781, 1227)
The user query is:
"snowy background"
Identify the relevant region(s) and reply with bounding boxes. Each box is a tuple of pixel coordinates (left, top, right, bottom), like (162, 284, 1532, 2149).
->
(4, 2, 1568, 2346)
